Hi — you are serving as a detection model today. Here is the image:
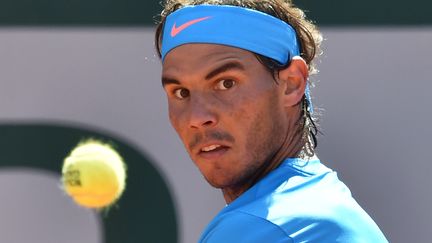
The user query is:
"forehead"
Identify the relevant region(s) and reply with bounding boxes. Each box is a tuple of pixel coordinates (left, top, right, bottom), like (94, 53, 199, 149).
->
(162, 43, 257, 73)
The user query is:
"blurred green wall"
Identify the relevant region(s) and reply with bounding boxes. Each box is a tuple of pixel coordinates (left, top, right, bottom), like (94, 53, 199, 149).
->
(0, 0, 431, 26)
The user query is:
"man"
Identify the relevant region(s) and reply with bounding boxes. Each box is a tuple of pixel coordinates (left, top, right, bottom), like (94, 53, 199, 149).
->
(155, 0, 388, 242)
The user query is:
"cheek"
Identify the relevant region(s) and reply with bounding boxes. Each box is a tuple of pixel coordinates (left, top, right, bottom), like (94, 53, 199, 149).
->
(241, 90, 285, 151)
(223, 98, 264, 151)
(229, 88, 279, 125)
(168, 104, 184, 134)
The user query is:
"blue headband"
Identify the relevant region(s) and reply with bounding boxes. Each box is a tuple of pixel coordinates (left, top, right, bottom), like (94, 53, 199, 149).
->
(161, 5, 300, 64)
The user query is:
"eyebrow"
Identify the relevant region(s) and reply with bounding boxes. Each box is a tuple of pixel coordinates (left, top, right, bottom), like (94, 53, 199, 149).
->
(161, 60, 245, 87)
(205, 61, 245, 80)
(161, 77, 179, 87)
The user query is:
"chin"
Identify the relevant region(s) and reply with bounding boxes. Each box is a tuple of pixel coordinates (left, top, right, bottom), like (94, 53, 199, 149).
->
(201, 172, 233, 189)
(203, 175, 225, 189)
(203, 171, 247, 190)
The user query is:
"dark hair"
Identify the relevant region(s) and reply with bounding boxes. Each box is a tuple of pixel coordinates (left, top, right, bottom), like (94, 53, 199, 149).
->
(154, 0, 322, 155)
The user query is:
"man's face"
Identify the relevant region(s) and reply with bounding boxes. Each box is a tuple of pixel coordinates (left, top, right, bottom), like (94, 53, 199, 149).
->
(162, 44, 289, 189)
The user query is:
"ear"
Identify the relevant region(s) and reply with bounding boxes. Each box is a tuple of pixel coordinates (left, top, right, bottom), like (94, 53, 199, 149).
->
(278, 56, 308, 107)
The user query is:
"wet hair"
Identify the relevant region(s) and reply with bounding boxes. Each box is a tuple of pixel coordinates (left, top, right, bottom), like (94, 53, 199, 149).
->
(154, 0, 322, 155)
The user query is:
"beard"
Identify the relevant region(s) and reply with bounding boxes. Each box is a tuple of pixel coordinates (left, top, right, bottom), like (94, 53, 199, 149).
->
(210, 94, 288, 192)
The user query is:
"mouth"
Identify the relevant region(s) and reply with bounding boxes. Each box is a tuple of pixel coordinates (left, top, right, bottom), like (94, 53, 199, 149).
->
(197, 144, 230, 159)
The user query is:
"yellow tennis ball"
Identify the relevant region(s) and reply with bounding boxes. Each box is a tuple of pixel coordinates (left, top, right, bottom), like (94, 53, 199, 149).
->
(62, 139, 126, 209)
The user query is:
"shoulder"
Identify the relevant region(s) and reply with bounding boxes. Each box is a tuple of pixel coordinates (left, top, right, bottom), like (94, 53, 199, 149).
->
(199, 158, 388, 242)
(263, 171, 388, 242)
(199, 210, 293, 243)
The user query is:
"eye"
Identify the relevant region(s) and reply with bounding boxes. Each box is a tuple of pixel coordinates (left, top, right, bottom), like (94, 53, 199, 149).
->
(215, 79, 236, 90)
(173, 88, 190, 99)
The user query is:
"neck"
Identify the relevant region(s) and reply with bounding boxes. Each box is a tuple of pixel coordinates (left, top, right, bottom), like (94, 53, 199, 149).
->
(222, 186, 245, 204)
(221, 107, 304, 204)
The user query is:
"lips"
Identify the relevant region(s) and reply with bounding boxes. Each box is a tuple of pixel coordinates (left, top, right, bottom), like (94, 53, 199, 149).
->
(201, 144, 222, 152)
(189, 131, 235, 160)
(196, 143, 230, 159)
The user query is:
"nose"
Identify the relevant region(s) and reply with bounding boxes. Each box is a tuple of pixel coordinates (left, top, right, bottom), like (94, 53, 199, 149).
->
(188, 96, 217, 129)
